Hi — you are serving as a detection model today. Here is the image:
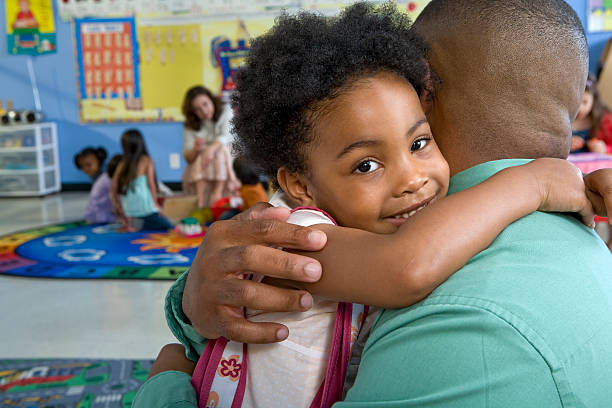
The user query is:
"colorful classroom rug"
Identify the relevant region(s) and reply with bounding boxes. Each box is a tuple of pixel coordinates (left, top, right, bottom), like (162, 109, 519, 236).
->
(0, 222, 203, 280)
(0, 358, 152, 408)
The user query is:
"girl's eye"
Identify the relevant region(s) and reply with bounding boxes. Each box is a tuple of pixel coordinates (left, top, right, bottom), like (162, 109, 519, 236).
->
(411, 138, 430, 152)
(355, 160, 380, 174)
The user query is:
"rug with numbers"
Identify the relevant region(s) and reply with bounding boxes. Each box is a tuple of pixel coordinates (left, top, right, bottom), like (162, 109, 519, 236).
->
(0, 358, 152, 408)
(0, 222, 203, 279)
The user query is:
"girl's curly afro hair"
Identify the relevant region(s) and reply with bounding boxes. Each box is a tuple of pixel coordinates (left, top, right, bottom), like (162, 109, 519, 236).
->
(232, 1, 433, 186)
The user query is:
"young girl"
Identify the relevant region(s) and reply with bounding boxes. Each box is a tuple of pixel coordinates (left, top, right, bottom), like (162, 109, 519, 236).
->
(135, 3, 606, 408)
(571, 74, 609, 153)
(74, 146, 107, 182)
(83, 154, 121, 224)
(181, 85, 240, 208)
(111, 129, 173, 231)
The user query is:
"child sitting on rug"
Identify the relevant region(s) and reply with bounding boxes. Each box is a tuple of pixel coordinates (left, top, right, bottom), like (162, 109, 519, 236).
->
(134, 3, 612, 408)
(84, 154, 121, 224)
(111, 129, 173, 231)
(74, 146, 108, 182)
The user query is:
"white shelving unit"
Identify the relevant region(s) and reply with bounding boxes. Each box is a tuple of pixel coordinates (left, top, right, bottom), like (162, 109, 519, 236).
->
(0, 123, 60, 196)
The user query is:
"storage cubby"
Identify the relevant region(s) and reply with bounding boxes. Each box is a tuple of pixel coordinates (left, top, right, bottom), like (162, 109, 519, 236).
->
(0, 123, 60, 196)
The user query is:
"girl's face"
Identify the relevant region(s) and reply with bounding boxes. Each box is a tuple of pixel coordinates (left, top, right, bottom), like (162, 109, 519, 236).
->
(576, 90, 594, 120)
(287, 73, 450, 234)
(78, 154, 100, 179)
(191, 94, 215, 121)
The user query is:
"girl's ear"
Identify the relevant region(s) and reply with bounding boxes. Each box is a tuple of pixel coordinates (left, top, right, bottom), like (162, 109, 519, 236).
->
(277, 167, 315, 207)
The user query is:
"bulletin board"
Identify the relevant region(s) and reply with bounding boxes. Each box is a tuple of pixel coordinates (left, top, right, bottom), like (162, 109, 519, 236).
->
(588, 0, 612, 32)
(5, 0, 56, 55)
(68, 0, 431, 123)
(74, 17, 172, 123)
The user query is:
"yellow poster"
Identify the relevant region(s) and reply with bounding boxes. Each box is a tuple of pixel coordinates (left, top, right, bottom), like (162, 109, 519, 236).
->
(6, 0, 54, 34)
(5, 0, 56, 54)
(139, 24, 204, 110)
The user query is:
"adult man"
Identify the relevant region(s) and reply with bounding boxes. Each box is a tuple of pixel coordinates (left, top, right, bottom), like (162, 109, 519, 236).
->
(150, 0, 612, 406)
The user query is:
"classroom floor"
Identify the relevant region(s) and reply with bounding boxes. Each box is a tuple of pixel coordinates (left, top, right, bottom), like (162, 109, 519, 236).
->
(0, 192, 176, 360)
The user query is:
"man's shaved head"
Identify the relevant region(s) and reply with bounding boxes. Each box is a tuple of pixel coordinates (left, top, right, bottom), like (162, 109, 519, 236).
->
(414, 0, 588, 174)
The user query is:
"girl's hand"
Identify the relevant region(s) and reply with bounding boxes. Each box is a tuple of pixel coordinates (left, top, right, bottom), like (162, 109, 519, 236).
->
(147, 344, 195, 379)
(584, 168, 612, 229)
(195, 138, 207, 150)
(523, 158, 595, 227)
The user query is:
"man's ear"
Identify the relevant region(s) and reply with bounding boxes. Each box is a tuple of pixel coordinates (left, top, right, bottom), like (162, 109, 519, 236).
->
(277, 167, 315, 207)
(419, 63, 435, 114)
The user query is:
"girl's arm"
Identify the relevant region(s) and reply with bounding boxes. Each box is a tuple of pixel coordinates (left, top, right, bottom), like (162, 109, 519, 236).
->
(183, 128, 201, 164)
(147, 344, 195, 380)
(280, 159, 595, 308)
(110, 161, 123, 215)
(146, 157, 159, 207)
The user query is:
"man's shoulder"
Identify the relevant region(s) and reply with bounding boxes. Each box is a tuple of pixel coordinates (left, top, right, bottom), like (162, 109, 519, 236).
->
(370, 214, 612, 396)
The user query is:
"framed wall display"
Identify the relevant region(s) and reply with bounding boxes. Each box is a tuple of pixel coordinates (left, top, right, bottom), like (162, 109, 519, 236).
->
(6, 0, 56, 55)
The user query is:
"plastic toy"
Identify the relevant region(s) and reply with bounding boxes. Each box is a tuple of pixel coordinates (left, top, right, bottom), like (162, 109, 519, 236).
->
(175, 217, 205, 237)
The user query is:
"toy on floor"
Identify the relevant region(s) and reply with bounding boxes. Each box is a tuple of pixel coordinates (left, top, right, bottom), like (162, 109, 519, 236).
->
(175, 217, 205, 237)
(190, 196, 243, 225)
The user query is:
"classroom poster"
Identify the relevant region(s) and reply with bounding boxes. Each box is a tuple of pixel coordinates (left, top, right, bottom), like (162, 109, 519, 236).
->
(201, 17, 275, 99)
(70, 0, 431, 123)
(138, 24, 204, 111)
(5, 0, 56, 55)
(588, 0, 612, 32)
(74, 17, 163, 123)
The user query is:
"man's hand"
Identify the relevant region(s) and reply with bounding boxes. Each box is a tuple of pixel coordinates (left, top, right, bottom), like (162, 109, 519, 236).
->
(183, 203, 327, 344)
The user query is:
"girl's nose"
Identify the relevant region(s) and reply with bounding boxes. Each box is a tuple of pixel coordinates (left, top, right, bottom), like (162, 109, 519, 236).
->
(393, 160, 428, 196)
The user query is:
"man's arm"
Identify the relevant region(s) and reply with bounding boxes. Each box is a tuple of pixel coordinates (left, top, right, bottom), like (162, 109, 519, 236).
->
(181, 204, 328, 344)
(132, 370, 197, 408)
(336, 306, 561, 407)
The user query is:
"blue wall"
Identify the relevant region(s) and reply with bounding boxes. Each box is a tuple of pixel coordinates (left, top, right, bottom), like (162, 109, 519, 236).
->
(0, 1, 607, 184)
(0, 1, 184, 184)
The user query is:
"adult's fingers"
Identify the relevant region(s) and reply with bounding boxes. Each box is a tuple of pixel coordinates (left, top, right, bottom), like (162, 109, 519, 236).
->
(218, 316, 291, 344)
(208, 214, 327, 251)
(220, 244, 322, 282)
(212, 277, 314, 312)
(233, 202, 286, 222)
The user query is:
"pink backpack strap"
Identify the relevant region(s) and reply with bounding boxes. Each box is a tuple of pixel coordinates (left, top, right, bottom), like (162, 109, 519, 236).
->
(192, 207, 367, 408)
(192, 337, 247, 408)
(310, 302, 369, 408)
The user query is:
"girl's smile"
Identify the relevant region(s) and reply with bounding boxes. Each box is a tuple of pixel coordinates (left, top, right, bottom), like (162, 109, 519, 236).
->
(280, 72, 450, 234)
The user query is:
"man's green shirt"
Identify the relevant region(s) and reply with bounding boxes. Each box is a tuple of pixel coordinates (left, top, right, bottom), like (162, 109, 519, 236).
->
(134, 160, 612, 408)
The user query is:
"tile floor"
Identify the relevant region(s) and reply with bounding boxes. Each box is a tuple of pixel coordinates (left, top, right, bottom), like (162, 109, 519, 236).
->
(0, 192, 176, 359)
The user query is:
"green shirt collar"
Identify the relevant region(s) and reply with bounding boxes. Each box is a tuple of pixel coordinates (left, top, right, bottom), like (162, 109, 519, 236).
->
(448, 159, 532, 195)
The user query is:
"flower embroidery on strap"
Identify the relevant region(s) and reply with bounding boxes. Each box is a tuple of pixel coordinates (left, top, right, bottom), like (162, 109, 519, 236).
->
(217, 354, 242, 382)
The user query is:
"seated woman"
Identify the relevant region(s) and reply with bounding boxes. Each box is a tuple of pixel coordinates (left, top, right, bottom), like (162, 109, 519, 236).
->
(181, 85, 239, 208)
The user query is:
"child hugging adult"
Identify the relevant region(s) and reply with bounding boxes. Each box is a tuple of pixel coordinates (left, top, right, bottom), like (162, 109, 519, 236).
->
(181, 85, 239, 209)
